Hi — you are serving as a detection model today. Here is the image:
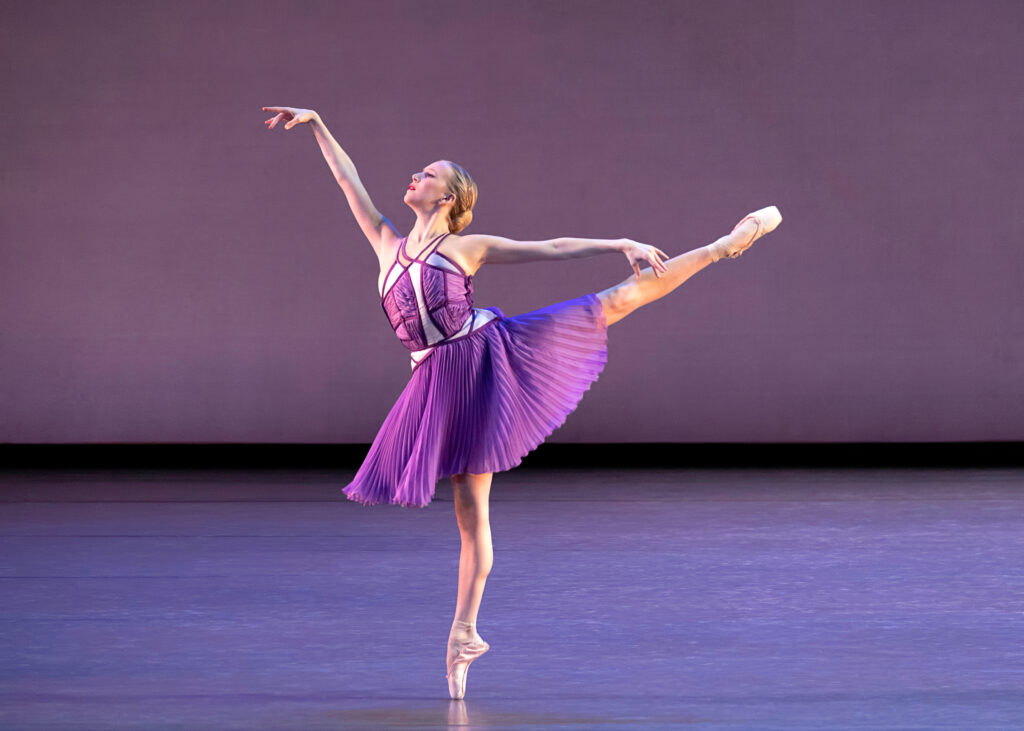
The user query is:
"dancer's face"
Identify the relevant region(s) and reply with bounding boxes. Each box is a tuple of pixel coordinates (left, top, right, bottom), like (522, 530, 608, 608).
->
(405, 161, 452, 208)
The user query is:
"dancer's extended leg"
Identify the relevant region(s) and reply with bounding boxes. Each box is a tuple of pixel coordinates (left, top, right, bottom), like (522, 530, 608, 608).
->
(598, 245, 712, 327)
(597, 213, 774, 326)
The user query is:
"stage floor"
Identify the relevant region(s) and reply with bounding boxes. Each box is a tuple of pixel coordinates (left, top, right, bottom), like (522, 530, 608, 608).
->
(2, 466, 1022, 729)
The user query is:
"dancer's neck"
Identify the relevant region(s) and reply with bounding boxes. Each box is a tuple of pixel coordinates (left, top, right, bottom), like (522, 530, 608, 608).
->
(407, 210, 451, 249)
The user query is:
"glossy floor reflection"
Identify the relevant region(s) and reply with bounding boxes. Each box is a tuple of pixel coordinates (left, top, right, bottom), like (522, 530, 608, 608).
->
(1, 466, 1022, 729)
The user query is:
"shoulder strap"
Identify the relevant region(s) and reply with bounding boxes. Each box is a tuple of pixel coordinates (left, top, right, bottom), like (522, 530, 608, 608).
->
(424, 232, 450, 259)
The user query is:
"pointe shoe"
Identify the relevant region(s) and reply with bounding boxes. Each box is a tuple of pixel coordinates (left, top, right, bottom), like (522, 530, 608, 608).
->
(708, 205, 783, 262)
(445, 620, 490, 700)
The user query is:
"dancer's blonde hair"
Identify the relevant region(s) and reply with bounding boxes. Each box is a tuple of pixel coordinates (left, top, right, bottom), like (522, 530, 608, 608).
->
(442, 160, 477, 234)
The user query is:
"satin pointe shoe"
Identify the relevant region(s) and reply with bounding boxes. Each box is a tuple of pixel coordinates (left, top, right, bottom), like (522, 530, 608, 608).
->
(446, 619, 490, 700)
(707, 205, 783, 262)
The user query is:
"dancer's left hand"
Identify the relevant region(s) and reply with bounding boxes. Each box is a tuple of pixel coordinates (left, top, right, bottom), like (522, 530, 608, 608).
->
(622, 239, 669, 279)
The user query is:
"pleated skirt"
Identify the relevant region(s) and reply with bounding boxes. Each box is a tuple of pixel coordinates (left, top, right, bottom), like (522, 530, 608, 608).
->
(342, 292, 609, 508)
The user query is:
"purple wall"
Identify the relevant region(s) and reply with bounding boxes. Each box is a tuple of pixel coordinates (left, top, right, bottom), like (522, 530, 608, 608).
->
(2, 0, 1022, 444)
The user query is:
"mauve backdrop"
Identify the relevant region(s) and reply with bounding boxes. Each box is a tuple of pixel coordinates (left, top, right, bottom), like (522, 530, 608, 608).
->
(1, 0, 1021, 444)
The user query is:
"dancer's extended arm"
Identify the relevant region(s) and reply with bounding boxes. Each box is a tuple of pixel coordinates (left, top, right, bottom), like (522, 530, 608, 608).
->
(465, 234, 668, 278)
(468, 235, 621, 263)
(309, 115, 399, 255)
(262, 106, 398, 256)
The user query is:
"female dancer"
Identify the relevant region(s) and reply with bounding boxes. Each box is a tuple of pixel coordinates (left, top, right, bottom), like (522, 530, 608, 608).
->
(262, 105, 782, 700)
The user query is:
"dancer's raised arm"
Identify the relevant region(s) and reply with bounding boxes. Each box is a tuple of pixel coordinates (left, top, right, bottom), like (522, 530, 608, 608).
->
(465, 234, 669, 279)
(262, 106, 398, 256)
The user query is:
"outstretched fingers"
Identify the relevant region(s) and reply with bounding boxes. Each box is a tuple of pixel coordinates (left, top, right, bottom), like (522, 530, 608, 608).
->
(641, 250, 669, 279)
(261, 106, 290, 129)
(652, 249, 668, 276)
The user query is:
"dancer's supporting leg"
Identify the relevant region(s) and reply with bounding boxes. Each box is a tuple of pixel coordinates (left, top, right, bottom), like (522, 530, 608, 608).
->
(451, 472, 493, 624)
(447, 472, 493, 683)
(597, 218, 761, 326)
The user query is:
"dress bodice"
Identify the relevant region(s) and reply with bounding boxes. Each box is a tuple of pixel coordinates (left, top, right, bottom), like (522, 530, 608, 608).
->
(380, 233, 499, 371)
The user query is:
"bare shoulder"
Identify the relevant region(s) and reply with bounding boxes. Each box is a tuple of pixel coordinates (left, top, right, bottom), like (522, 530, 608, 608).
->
(441, 233, 488, 276)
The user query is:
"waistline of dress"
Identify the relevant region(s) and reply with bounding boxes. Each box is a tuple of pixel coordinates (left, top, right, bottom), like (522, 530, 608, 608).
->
(409, 307, 502, 372)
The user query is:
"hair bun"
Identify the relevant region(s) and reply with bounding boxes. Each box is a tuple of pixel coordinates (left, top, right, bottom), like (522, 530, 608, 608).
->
(442, 160, 478, 234)
(451, 209, 473, 234)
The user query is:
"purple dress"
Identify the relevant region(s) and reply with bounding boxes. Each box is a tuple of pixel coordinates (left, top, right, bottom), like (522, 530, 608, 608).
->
(342, 232, 608, 508)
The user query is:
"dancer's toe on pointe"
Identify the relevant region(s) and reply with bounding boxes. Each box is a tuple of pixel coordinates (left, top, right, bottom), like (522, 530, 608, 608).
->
(707, 205, 782, 262)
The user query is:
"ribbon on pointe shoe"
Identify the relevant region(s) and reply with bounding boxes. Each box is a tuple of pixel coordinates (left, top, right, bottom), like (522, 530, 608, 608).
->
(722, 214, 763, 259)
(708, 205, 782, 262)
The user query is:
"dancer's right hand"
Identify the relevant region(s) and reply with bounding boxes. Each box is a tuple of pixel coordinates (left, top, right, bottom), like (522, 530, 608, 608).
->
(262, 106, 319, 130)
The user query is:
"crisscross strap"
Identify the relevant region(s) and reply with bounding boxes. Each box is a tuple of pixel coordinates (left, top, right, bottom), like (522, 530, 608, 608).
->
(400, 232, 449, 264)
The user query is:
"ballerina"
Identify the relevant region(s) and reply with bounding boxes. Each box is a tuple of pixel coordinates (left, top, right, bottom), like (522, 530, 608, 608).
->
(262, 105, 782, 700)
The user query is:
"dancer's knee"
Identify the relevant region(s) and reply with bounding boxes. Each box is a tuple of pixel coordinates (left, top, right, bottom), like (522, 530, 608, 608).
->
(455, 497, 482, 529)
(454, 492, 490, 534)
(598, 282, 638, 326)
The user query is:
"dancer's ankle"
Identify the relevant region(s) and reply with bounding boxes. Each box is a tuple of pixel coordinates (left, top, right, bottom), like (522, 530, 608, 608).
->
(707, 219, 757, 263)
(450, 619, 479, 640)
(705, 238, 728, 263)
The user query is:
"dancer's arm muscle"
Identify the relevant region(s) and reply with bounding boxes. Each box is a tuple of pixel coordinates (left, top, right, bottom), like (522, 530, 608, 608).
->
(468, 235, 625, 265)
